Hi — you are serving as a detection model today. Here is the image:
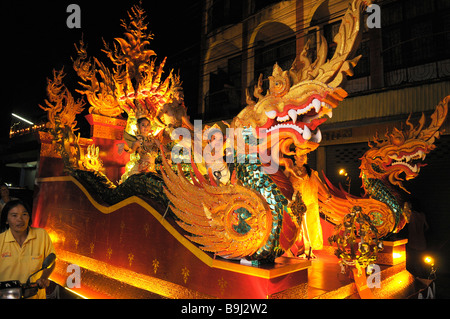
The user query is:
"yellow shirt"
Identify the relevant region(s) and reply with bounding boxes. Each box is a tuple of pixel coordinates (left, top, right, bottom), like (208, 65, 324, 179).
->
(0, 227, 55, 299)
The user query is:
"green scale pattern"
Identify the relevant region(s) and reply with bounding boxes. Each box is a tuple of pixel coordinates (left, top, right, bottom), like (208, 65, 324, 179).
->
(361, 172, 402, 234)
(234, 130, 289, 262)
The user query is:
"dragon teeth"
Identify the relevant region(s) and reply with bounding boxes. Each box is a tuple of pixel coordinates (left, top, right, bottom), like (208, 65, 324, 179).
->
(288, 109, 297, 124)
(311, 128, 322, 143)
(265, 99, 333, 120)
(276, 114, 290, 122)
(388, 149, 427, 162)
(302, 125, 312, 140)
(297, 103, 313, 115)
(312, 98, 321, 113)
(266, 124, 320, 142)
(387, 148, 428, 174)
(265, 98, 333, 126)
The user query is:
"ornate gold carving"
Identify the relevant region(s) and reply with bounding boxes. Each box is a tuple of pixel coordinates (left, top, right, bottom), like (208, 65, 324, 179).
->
(361, 96, 449, 193)
(162, 159, 273, 259)
(73, 4, 173, 121)
(218, 277, 227, 296)
(120, 221, 125, 243)
(107, 247, 113, 260)
(128, 253, 135, 267)
(181, 266, 190, 284)
(82, 144, 103, 172)
(152, 259, 159, 275)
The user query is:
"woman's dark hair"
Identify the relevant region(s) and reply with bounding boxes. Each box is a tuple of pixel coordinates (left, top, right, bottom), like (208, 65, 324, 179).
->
(0, 199, 32, 233)
(137, 117, 150, 125)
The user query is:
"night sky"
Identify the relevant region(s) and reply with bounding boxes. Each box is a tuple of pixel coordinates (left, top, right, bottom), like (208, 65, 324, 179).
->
(2, 0, 201, 138)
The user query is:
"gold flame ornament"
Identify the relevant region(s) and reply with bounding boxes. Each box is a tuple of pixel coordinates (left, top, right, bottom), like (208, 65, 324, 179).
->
(72, 4, 173, 123)
(328, 206, 383, 276)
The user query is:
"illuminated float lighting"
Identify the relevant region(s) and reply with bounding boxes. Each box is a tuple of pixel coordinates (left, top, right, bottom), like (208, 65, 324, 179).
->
(47, 231, 61, 244)
(423, 255, 437, 280)
(393, 252, 403, 259)
(12, 113, 34, 125)
(338, 168, 351, 193)
(9, 123, 46, 137)
(63, 286, 88, 299)
(424, 255, 435, 266)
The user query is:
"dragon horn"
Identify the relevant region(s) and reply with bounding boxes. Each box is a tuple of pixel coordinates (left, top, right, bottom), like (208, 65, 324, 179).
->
(305, 0, 370, 87)
(409, 95, 449, 144)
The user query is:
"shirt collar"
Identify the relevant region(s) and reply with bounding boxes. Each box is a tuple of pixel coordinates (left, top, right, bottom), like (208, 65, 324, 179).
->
(4, 227, 36, 244)
(4, 229, 15, 242)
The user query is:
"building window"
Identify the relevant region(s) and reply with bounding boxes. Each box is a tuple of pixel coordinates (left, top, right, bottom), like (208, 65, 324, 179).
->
(381, 0, 450, 72)
(205, 56, 242, 121)
(251, 0, 285, 14)
(353, 38, 370, 78)
(208, 0, 243, 32)
(305, 30, 317, 63)
(323, 21, 340, 61)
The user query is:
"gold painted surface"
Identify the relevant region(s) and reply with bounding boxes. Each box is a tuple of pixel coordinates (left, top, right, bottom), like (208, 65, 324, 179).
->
(270, 282, 309, 299)
(383, 239, 408, 247)
(52, 249, 213, 299)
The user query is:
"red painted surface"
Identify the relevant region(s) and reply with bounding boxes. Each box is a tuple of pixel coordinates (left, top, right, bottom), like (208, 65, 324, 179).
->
(33, 176, 308, 298)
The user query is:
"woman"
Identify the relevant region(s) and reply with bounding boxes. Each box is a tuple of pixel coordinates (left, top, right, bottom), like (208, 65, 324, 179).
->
(121, 117, 169, 183)
(0, 200, 55, 299)
(286, 150, 325, 258)
(0, 183, 18, 212)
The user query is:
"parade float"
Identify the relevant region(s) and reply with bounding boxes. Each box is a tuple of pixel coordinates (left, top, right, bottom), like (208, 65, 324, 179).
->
(32, 1, 448, 299)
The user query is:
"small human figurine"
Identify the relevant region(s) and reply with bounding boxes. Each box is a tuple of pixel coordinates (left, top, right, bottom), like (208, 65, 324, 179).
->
(286, 148, 327, 259)
(120, 117, 162, 183)
(203, 127, 230, 186)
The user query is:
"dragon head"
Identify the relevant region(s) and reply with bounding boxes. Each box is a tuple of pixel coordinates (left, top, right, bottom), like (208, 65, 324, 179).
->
(360, 96, 449, 193)
(231, 0, 371, 173)
(231, 67, 348, 168)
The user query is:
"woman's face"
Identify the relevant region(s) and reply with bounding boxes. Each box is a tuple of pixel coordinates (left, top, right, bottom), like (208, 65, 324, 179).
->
(138, 119, 151, 136)
(7, 204, 30, 234)
(1, 186, 9, 198)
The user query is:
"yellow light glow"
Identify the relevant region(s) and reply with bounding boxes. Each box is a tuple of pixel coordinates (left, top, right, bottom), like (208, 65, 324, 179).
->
(424, 256, 434, 265)
(339, 169, 348, 176)
(48, 231, 60, 244)
(393, 252, 403, 259)
(63, 286, 88, 299)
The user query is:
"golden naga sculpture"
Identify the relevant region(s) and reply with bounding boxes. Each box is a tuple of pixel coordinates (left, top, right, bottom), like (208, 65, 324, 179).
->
(231, 0, 370, 171)
(163, 0, 372, 262)
(320, 96, 449, 238)
(360, 97, 449, 193)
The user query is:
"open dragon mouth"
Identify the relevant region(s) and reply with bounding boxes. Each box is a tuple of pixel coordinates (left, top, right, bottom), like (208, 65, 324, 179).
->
(386, 148, 428, 174)
(257, 94, 335, 145)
